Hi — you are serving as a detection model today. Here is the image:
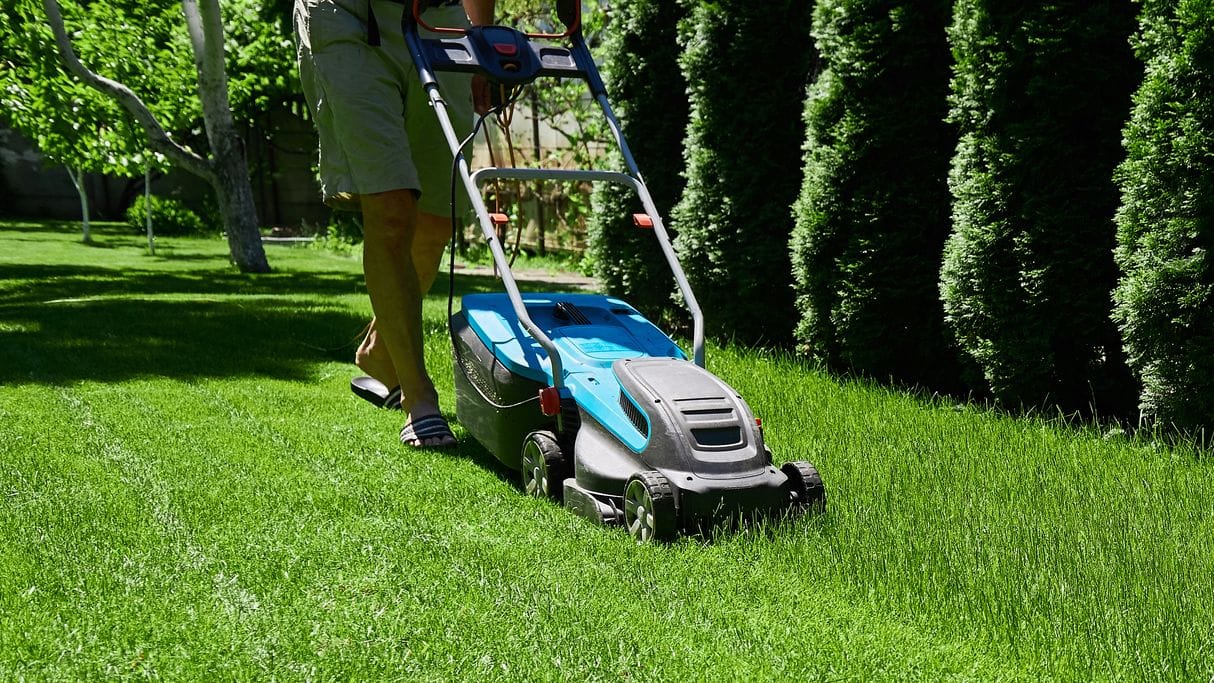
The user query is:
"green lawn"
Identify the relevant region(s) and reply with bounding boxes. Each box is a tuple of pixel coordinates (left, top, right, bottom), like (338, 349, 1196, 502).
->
(1, 221, 1210, 681)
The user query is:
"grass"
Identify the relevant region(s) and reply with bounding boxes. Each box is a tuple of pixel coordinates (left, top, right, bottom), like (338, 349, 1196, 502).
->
(1, 220, 1211, 681)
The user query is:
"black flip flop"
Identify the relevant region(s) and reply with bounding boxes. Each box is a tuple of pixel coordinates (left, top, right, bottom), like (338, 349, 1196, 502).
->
(350, 376, 402, 410)
(400, 414, 457, 449)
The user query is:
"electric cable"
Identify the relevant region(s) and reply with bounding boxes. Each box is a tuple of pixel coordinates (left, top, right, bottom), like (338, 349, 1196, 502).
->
(445, 84, 538, 411)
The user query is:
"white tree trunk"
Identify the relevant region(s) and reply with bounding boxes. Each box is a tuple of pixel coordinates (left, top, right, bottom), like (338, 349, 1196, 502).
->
(65, 166, 91, 243)
(182, 0, 267, 272)
(145, 168, 155, 255)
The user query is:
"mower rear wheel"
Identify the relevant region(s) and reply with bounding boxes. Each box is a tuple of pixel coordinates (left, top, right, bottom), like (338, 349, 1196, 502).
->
(520, 430, 566, 501)
(623, 471, 676, 542)
(782, 461, 826, 513)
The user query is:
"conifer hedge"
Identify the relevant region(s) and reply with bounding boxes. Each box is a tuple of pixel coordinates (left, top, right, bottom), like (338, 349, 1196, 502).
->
(1113, 0, 1214, 434)
(940, 0, 1139, 413)
(671, 0, 814, 346)
(586, 0, 689, 324)
(790, 0, 956, 387)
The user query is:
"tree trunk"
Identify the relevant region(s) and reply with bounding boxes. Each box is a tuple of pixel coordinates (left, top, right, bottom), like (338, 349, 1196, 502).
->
(145, 167, 155, 255)
(184, 0, 269, 273)
(66, 166, 91, 243)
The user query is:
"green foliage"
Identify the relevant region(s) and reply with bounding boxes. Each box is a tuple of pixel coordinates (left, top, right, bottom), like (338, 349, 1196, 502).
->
(309, 210, 364, 254)
(672, 0, 814, 346)
(941, 0, 1140, 413)
(585, 0, 689, 324)
(0, 0, 296, 176)
(790, 0, 957, 388)
(1113, 0, 1214, 435)
(125, 194, 208, 236)
(0, 0, 171, 176)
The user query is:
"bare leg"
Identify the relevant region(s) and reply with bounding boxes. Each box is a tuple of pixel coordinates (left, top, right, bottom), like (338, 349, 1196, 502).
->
(355, 210, 453, 388)
(359, 190, 454, 447)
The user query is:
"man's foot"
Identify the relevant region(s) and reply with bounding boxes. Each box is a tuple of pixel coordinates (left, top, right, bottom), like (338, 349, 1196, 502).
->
(400, 414, 457, 449)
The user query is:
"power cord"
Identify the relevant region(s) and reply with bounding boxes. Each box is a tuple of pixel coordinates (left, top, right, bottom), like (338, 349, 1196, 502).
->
(446, 84, 538, 411)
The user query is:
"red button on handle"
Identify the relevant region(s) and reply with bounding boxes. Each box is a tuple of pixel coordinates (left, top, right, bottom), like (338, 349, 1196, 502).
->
(493, 43, 518, 57)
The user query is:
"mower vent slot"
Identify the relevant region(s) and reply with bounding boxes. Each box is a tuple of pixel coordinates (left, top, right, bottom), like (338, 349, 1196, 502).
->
(619, 391, 649, 437)
(553, 301, 592, 325)
(691, 427, 743, 448)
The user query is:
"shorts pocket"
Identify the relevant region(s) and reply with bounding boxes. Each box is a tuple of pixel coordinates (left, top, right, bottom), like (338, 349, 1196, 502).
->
(306, 1, 368, 53)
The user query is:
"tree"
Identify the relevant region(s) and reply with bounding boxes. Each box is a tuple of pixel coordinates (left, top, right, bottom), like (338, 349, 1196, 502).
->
(940, 0, 1139, 414)
(585, 0, 690, 325)
(790, 0, 958, 388)
(671, 0, 815, 347)
(0, 1, 165, 242)
(36, 0, 269, 272)
(1113, 0, 1214, 435)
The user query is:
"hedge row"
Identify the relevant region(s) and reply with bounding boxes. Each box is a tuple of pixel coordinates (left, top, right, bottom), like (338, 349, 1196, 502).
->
(590, 0, 1213, 433)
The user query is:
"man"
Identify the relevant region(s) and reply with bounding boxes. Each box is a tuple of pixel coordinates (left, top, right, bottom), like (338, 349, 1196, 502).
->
(295, 0, 495, 447)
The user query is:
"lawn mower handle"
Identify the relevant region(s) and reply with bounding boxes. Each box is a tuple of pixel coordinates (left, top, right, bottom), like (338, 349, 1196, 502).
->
(402, 5, 707, 386)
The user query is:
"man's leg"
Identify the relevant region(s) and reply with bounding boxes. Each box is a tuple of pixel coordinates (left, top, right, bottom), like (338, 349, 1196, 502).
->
(359, 189, 455, 447)
(355, 210, 452, 390)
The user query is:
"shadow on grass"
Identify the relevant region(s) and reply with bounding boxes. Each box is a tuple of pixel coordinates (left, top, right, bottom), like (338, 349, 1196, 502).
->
(0, 261, 582, 387)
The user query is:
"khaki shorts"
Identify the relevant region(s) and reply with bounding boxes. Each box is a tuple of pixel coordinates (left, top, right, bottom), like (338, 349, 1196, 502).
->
(295, 0, 473, 215)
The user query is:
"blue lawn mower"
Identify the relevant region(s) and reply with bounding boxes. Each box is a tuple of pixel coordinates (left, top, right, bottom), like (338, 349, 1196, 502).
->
(403, 1, 826, 541)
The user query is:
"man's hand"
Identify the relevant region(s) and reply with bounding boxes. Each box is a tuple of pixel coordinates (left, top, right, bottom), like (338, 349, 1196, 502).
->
(464, 0, 495, 114)
(472, 73, 493, 115)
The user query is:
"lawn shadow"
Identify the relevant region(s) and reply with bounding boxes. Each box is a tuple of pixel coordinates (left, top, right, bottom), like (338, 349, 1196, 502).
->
(0, 262, 556, 387)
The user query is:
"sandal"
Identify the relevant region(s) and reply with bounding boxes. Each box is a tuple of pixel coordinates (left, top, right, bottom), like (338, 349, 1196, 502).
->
(400, 414, 457, 449)
(351, 376, 402, 410)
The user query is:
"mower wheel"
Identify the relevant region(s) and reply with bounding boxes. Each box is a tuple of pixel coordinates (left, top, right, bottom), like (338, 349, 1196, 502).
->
(520, 430, 566, 501)
(782, 461, 826, 513)
(623, 471, 676, 543)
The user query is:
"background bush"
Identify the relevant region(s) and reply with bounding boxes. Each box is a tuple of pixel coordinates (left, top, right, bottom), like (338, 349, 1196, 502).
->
(1113, 0, 1214, 435)
(125, 195, 208, 236)
(940, 0, 1139, 414)
(586, 0, 689, 325)
(671, 0, 815, 347)
(790, 0, 958, 389)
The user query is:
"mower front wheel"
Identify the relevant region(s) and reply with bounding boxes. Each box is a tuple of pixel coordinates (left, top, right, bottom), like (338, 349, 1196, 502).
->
(782, 461, 826, 513)
(520, 430, 566, 501)
(623, 471, 676, 543)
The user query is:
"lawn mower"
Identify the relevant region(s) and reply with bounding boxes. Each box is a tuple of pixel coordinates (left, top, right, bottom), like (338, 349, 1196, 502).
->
(402, 1, 825, 541)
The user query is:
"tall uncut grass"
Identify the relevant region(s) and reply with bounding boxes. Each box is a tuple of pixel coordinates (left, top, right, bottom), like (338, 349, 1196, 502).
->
(1, 222, 1210, 681)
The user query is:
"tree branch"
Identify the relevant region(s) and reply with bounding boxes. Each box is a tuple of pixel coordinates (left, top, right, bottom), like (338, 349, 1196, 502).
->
(41, 0, 215, 182)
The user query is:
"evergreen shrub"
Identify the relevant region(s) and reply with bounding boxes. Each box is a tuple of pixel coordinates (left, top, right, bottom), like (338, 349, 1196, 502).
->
(1113, 0, 1214, 434)
(790, 0, 957, 388)
(671, 0, 814, 346)
(940, 0, 1139, 413)
(586, 0, 689, 325)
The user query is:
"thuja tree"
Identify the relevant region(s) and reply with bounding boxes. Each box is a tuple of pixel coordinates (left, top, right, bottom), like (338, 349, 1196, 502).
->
(1113, 0, 1214, 435)
(671, 0, 815, 347)
(585, 0, 689, 324)
(940, 0, 1139, 413)
(790, 0, 957, 388)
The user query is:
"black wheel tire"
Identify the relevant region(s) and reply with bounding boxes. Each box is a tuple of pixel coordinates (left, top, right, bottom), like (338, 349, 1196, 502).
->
(520, 431, 566, 501)
(622, 471, 677, 542)
(781, 461, 826, 513)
